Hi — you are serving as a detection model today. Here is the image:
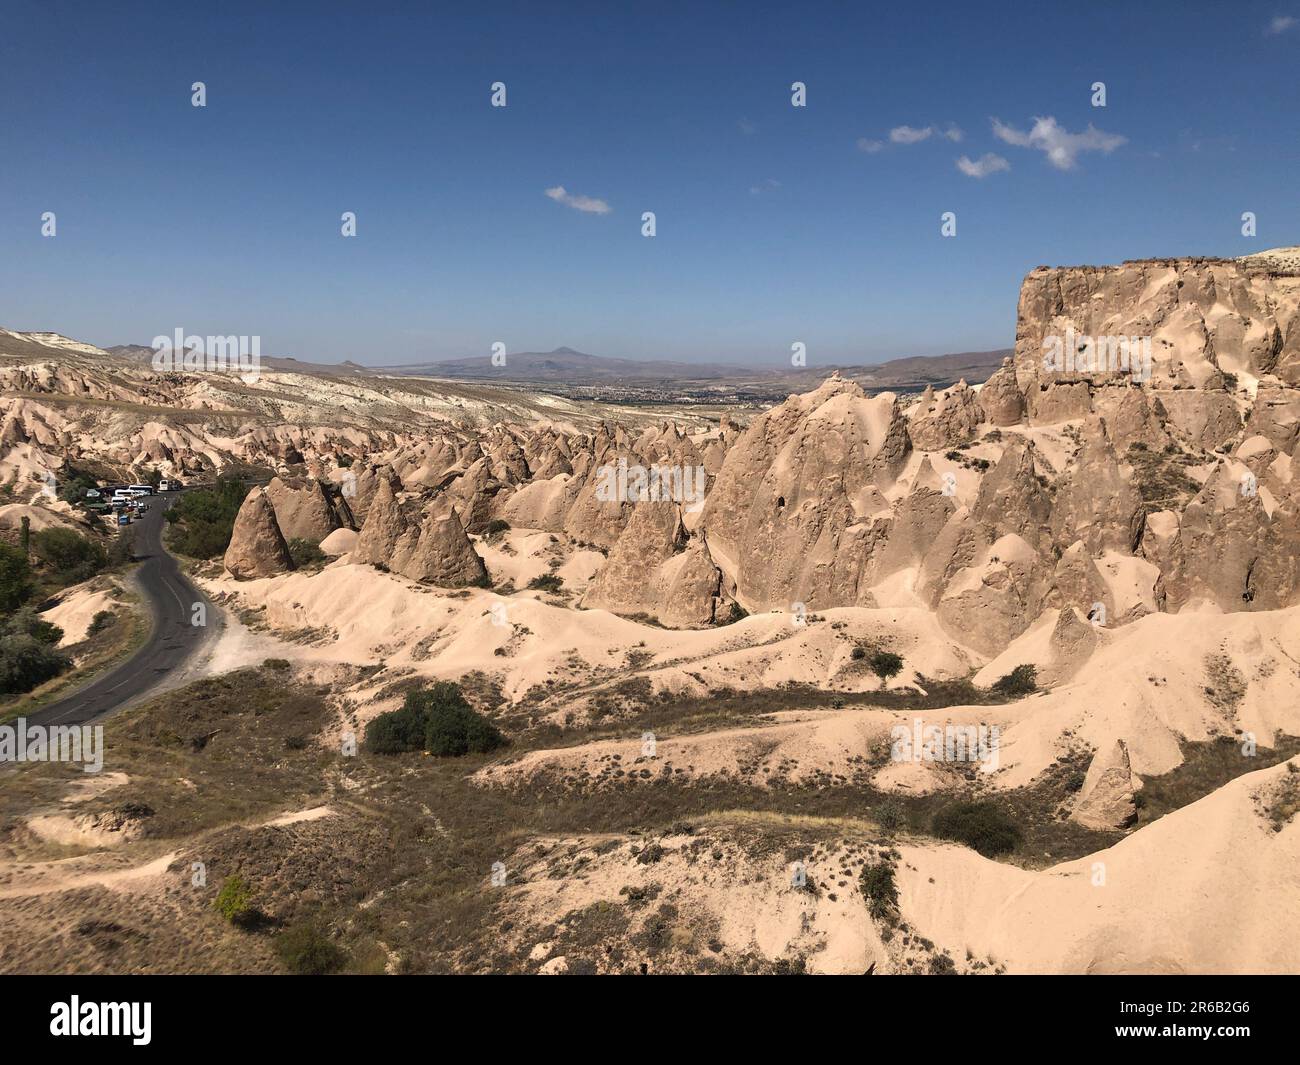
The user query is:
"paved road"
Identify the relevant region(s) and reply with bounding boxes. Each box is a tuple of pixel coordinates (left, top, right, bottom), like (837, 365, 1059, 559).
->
(27, 493, 211, 727)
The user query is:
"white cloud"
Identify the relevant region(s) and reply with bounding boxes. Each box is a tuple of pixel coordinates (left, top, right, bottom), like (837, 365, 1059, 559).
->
(1267, 14, 1298, 33)
(939, 124, 964, 143)
(991, 115, 1126, 170)
(749, 178, 782, 196)
(856, 137, 885, 153)
(890, 124, 933, 144)
(956, 152, 1010, 178)
(544, 186, 612, 215)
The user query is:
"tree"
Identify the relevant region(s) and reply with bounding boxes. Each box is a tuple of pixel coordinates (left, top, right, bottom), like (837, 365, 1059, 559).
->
(868, 650, 904, 688)
(0, 542, 32, 612)
(168, 478, 250, 558)
(4, 606, 64, 645)
(365, 681, 506, 757)
(0, 636, 71, 694)
(31, 528, 108, 583)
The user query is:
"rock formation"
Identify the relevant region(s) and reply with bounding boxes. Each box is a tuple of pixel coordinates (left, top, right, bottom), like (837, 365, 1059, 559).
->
(224, 488, 295, 579)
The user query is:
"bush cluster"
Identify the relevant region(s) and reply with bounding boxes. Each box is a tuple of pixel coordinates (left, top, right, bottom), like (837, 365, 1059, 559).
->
(366, 681, 506, 757)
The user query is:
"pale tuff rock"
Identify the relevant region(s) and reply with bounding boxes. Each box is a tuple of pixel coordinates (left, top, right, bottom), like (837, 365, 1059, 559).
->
(935, 532, 1049, 655)
(446, 457, 506, 534)
(1090, 384, 1171, 449)
(1046, 542, 1112, 624)
(264, 475, 351, 541)
(1014, 257, 1300, 390)
(1042, 605, 1099, 686)
(871, 483, 957, 583)
(1163, 464, 1300, 612)
(562, 470, 633, 548)
(907, 379, 985, 450)
(1029, 380, 1093, 424)
(1071, 739, 1140, 831)
(977, 358, 1026, 426)
(344, 463, 389, 524)
(351, 474, 487, 587)
(580, 501, 728, 627)
(971, 438, 1052, 550)
(224, 488, 295, 579)
(1245, 379, 1300, 454)
(1157, 388, 1242, 451)
(318, 527, 359, 556)
(701, 376, 910, 610)
(1048, 419, 1144, 555)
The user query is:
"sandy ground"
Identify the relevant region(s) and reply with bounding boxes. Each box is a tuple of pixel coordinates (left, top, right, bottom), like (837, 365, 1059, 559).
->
(497, 756, 1300, 974)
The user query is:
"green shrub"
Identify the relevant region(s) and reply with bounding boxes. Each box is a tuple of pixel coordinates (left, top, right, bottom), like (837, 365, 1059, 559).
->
(168, 478, 250, 558)
(869, 650, 904, 687)
(527, 573, 564, 592)
(286, 538, 326, 568)
(30, 528, 107, 583)
(932, 801, 1022, 857)
(991, 664, 1037, 697)
(213, 874, 256, 925)
(4, 606, 64, 646)
(365, 700, 428, 754)
(365, 681, 506, 757)
(87, 610, 117, 636)
(106, 529, 134, 567)
(0, 542, 31, 612)
(850, 645, 867, 661)
(928, 953, 957, 975)
(0, 635, 71, 694)
(274, 923, 348, 975)
(876, 799, 905, 836)
(55, 465, 100, 504)
(484, 518, 511, 536)
(860, 861, 899, 920)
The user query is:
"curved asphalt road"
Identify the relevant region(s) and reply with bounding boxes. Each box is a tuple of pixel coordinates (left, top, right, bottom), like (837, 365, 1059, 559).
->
(27, 492, 211, 727)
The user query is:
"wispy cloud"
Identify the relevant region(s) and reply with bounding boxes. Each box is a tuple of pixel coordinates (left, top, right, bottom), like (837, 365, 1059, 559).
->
(1267, 14, 1297, 34)
(738, 117, 758, 135)
(991, 116, 1126, 170)
(956, 152, 1010, 178)
(889, 123, 963, 145)
(749, 178, 782, 196)
(856, 137, 885, 153)
(544, 186, 611, 215)
(890, 124, 932, 144)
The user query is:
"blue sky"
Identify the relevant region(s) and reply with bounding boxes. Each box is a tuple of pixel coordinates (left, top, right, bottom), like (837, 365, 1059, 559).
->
(1, 0, 1296, 367)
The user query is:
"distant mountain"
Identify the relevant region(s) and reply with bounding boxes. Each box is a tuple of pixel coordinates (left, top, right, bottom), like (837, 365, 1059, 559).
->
(376, 347, 745, 382)
(376, 345, 1011, 389)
